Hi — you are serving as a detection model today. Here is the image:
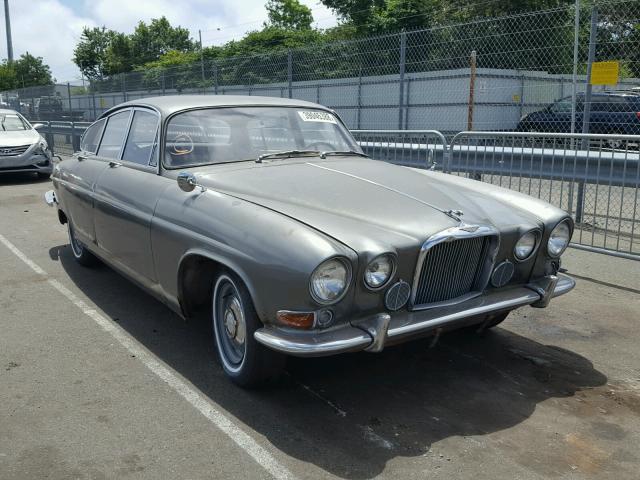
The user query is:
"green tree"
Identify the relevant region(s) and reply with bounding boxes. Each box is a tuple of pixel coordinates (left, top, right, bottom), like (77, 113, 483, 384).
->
(265, 0, 314, 30)
(129, 17, 194, 65)
(73, 26, 116, 80)
(0, 53, 53, 90)
(13, 53, 54, 87)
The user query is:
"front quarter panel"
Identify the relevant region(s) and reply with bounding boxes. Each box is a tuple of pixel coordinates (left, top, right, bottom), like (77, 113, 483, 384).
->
(151, 181, 357, 323)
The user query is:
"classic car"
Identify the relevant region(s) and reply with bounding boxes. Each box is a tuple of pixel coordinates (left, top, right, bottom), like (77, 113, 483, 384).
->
(44, 95, 575, 387)
(0, 109, 52, 177)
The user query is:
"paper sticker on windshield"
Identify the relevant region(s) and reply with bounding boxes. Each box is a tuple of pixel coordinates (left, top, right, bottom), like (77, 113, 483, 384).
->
(298, 110, 336, 124)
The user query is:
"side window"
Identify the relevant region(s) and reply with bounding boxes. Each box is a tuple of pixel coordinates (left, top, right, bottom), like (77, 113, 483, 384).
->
(97, 110, 131, 159)
(80, 118, 106, 154)
(122, 110, 159, 166)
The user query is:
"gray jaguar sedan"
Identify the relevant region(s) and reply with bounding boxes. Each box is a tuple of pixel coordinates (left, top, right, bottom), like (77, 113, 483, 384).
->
(45, 95, 575, 387)
(0, 109, 51, 177)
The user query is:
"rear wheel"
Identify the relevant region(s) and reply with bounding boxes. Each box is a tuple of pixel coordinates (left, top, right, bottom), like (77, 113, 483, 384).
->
(68, 221, 99, 267)
(212, 272, 285, 387)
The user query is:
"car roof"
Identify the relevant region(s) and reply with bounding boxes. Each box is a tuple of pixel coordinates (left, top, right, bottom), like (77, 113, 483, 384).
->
(100, 95, 333, 119)
(0, 108, 19, 114)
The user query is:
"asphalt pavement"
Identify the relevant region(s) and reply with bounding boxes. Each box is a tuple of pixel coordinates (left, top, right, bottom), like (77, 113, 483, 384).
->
(1, 172, 639, 480)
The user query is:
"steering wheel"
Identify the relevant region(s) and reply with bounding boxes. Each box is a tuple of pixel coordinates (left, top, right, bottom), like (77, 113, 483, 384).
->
(305, 141, 335, 152)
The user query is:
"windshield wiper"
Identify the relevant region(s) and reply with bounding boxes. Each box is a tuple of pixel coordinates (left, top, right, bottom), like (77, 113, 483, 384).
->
(319, 150, 369, 159)
(256, 150, 321, 163)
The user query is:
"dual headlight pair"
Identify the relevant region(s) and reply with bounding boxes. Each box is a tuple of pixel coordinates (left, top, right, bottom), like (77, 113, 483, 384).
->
(310, 254, 394, 304)
(514, 220, 571, 261)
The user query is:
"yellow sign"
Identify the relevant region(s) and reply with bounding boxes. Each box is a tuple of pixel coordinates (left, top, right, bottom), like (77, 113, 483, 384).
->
(591, 61, 619, 86)
(99, 97, 106, 108)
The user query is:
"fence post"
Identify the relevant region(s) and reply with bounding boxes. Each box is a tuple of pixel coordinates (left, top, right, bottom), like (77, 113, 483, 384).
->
(287, 49, 293, 99)
(91, 92, 97, 121)
(467, 51, 477, 131)
(66, 82, 72, 118)
(576, 5, 598, 223)
(357, 66, 362, 129)
(121, 73, 127, 102)
(161, 70, 166, 96)
(213, 62, 219, 95)
(398, 31, 407, 129)
(570, 0, 581, 135)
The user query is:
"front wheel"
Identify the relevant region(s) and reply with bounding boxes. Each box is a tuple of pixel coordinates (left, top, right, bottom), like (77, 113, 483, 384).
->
(212, 272, 285, 387)
(68, 221, 99, 267)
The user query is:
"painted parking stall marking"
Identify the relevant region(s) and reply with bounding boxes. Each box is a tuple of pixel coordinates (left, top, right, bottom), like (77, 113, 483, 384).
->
(0, 232, 294, 480)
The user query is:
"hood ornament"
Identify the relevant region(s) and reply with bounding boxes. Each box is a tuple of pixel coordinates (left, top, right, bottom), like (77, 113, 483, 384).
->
(444, 209, 464, 223)
(444, 209, 480, 232)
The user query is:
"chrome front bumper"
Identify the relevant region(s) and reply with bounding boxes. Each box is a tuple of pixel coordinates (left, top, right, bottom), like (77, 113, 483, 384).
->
(254, 274, 575, 357)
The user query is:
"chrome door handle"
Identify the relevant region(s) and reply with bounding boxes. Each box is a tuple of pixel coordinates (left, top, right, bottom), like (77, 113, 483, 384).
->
(108, 161, 122, 168)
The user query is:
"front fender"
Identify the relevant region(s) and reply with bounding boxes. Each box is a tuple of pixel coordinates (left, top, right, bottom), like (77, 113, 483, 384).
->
(151, 185, 357, 324)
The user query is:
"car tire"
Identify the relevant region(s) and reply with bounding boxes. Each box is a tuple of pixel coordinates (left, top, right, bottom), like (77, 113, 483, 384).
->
(212, 271, 285, 388)
(68, 221, 99, 267)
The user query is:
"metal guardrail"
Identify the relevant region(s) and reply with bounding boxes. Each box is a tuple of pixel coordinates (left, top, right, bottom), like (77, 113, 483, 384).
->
(39, 123, 639, 259)
(448, 131, 640, 260)
(352, 130, 448, 171)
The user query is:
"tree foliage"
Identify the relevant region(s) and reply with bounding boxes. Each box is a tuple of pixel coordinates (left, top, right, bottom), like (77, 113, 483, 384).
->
(265, 0, 314, 30)
(0, 53, 53, 91)
(73, 17, 194, 80)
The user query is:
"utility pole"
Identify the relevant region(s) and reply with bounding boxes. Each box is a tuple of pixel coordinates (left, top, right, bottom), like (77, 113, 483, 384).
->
(4, 0, 13, 62)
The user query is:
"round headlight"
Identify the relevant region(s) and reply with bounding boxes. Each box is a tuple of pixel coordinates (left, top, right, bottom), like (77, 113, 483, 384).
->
(364, 254, 394, 289)
(310, 258, 350, 304)
(514, 231, 537, 260)
(548, 221, 571, 257)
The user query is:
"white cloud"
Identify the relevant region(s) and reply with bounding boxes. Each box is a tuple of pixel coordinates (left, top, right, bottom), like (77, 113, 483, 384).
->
(0, 0, 337, 83)
(0, 0, 96, 82)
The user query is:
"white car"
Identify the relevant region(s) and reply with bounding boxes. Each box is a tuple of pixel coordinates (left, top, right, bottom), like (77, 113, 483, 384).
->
(0, 109, 52, 178)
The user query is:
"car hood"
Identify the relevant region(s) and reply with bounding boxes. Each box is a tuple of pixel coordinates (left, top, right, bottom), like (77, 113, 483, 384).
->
(0, 129, 39, 147)
(196, 157, 556, 251)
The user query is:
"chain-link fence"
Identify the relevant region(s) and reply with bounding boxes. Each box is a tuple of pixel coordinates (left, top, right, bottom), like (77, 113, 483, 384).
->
(1, 0, 638, 135)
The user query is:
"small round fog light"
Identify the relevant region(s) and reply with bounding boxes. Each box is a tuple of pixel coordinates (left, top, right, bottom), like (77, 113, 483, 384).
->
(316, 309, 334, 328)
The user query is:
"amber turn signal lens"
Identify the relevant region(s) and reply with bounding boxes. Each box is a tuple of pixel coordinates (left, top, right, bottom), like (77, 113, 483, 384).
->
(276, 311, 315, 329)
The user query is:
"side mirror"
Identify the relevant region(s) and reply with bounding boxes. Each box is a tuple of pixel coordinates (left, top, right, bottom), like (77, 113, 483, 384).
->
(32, 123, 44, 130)
(177, 171, 204, 193)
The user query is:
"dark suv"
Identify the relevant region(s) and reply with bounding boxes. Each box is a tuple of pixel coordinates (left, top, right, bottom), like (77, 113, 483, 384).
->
(517, 92, 640, 136)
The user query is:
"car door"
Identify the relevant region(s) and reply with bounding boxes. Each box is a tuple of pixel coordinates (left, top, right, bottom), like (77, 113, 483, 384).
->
(57, 118, 109, 245)
(93, 107, 167, 285)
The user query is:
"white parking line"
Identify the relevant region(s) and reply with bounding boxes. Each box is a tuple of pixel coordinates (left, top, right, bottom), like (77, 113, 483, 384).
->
(0, 233, 294, 480)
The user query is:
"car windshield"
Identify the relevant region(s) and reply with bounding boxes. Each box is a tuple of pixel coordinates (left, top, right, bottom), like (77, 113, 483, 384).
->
(0, 114, 28, 131)
(164, 106, 362, 168)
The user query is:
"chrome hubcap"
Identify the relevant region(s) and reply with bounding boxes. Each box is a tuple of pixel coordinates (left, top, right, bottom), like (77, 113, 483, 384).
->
(215, 281, 247, 368)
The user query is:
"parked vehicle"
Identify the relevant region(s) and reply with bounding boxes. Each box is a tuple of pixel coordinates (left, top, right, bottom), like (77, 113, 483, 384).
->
(517, 92, 640, 139)
(0, 109, 52, 177)
(34, 96, 85, 122)
(45, 95, 575, 387)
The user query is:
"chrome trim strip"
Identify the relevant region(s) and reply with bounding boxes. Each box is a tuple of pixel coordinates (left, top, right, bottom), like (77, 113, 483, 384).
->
(410, 224, 500, 310)
(254, 326, 372, 357)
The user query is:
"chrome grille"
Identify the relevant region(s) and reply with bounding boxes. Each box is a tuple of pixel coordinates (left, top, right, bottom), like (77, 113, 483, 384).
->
(413, 235, 491, 307)
(0, 145, 30, 156)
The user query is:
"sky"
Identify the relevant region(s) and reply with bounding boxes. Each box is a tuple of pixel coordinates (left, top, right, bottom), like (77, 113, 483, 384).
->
(0, 0, 338, 83)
